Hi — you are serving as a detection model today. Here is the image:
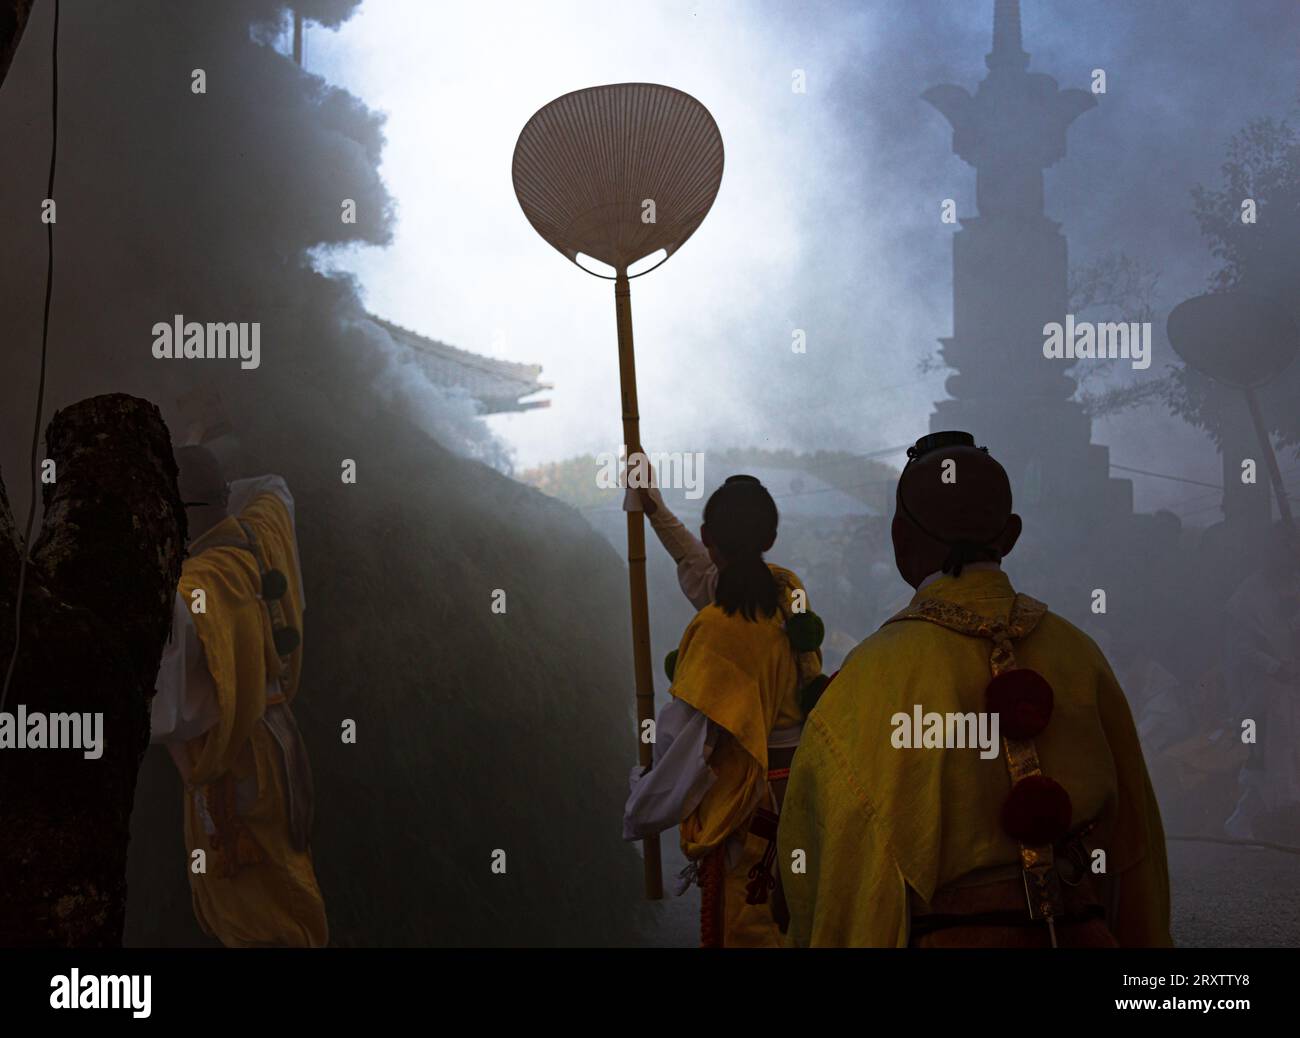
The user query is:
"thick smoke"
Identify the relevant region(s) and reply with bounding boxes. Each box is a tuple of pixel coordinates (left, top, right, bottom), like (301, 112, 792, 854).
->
(2, 0, 1297, 949)
(746, 0, 1299, 503)
(0, 0, 504, 500)
(302, 0, 1297, 508)
(342, 311, 513, 471)
(1, 0, 646, 945)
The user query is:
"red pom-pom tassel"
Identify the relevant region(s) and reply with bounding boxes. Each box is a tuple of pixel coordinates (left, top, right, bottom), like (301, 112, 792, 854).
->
(1001, 774, 1072, 845)
(986, 668, 1054, 740)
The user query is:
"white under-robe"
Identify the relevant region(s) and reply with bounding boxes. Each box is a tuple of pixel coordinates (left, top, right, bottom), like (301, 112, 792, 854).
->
(624, 485, 716, 610)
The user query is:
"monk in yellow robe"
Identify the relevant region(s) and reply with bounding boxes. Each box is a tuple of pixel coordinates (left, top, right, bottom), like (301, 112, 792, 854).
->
(151, 445, 327, 947)
(624, 475, 822, 947)
(779, 432, 1170, 948)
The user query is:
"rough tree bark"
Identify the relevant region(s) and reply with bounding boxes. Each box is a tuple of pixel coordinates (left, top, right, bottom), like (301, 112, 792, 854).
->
(0, 393, 185, 946)
(0, 0, 37, 90)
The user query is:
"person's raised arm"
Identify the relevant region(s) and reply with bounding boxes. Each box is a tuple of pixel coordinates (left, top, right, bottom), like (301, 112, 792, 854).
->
(624, 483, 716, 610)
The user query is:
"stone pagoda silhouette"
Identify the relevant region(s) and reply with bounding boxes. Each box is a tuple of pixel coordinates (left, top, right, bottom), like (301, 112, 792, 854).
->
(919, 0, 1183, 643)
(923, 0, 1137, 534)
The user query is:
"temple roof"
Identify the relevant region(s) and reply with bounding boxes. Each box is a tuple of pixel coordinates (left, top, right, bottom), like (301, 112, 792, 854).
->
(370, 314, 552, 415)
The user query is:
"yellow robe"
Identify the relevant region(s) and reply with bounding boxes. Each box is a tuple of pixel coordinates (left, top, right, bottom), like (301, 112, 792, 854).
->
(173, 492, 327, 948)
(778, 568, 1170, 948)
(670, 565, 814, 948)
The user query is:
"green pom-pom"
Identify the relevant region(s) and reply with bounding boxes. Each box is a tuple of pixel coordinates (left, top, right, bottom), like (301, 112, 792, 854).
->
(800, 674, 831, 716)
(786, 611, 824, 653)
(664, 648, 679, 682)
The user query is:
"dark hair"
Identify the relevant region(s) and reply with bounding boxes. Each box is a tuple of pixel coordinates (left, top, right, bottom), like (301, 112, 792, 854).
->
(704, 475, 780, 620)
(174, 444, 228, 508)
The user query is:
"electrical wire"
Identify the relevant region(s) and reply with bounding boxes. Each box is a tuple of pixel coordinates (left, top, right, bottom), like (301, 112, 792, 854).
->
(1109, 463, 1221, 490)
(1, 0, 60, 713)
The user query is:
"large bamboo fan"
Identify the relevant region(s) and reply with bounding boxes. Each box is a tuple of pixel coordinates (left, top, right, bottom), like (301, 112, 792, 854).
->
(513, 82, 724, 277)
(513, 84, 724, 899)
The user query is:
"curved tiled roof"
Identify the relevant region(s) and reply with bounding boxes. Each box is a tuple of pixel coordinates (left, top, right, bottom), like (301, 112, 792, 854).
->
(370, 314, 551, 415)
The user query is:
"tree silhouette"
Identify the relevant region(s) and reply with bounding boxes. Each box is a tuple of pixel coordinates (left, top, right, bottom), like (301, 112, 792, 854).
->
(1167, 118, 1300, 454)
(0, 395, 184, 945)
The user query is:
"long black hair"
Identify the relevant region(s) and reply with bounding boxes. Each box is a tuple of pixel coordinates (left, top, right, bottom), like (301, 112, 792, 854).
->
(704, 475, 780, 621)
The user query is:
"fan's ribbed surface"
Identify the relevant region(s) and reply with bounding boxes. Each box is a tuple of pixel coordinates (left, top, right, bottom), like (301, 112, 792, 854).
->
(513, 83, 724, 272)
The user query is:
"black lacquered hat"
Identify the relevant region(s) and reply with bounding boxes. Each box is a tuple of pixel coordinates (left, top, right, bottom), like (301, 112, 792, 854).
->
(906, 430, 987, 463)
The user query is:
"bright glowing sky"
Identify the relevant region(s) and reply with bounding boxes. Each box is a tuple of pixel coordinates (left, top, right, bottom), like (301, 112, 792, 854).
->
(306, 0, 890, 471)
(302, 0, 1299, 518)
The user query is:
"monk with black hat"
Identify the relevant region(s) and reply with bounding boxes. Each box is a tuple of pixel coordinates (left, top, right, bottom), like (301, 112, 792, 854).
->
(777, 432, 1171, 947)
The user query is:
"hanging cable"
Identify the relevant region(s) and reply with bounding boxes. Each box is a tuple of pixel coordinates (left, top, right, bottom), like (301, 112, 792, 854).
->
(1, 0, 60, 713)
(1109, 463, 1221, 490)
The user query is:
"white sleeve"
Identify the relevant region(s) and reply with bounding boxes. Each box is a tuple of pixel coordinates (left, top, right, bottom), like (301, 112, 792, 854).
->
(150, 593, 221, 745)
(675, 552, 718, 612)
(623, 486, 716, 611)
(623, 698, 718, 840)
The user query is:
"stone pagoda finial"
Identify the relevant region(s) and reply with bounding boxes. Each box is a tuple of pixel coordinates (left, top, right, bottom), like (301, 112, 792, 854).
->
(923, 0, 1095, 217)
(987, 0, 1031, 71)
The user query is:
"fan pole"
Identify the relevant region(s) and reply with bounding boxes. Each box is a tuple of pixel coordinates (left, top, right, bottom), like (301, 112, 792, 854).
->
(1242, 385, 1296, 535)
(615, 270, 663, 899)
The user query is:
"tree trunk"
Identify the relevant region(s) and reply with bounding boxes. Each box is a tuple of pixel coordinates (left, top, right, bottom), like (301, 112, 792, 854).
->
(0, 393, 185, 946)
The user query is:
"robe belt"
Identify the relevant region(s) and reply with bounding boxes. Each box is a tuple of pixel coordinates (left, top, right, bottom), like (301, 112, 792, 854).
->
(766, 745, 797, 779)
(910, 904, 1108, 938)
(910, 875, 1111, 942)
(911, 821, 1107, 935)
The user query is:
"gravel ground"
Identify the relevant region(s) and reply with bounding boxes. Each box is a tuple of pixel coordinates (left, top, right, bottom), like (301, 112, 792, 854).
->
(639, 839, 702, 947)
(1168, 839, 1300, 947)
